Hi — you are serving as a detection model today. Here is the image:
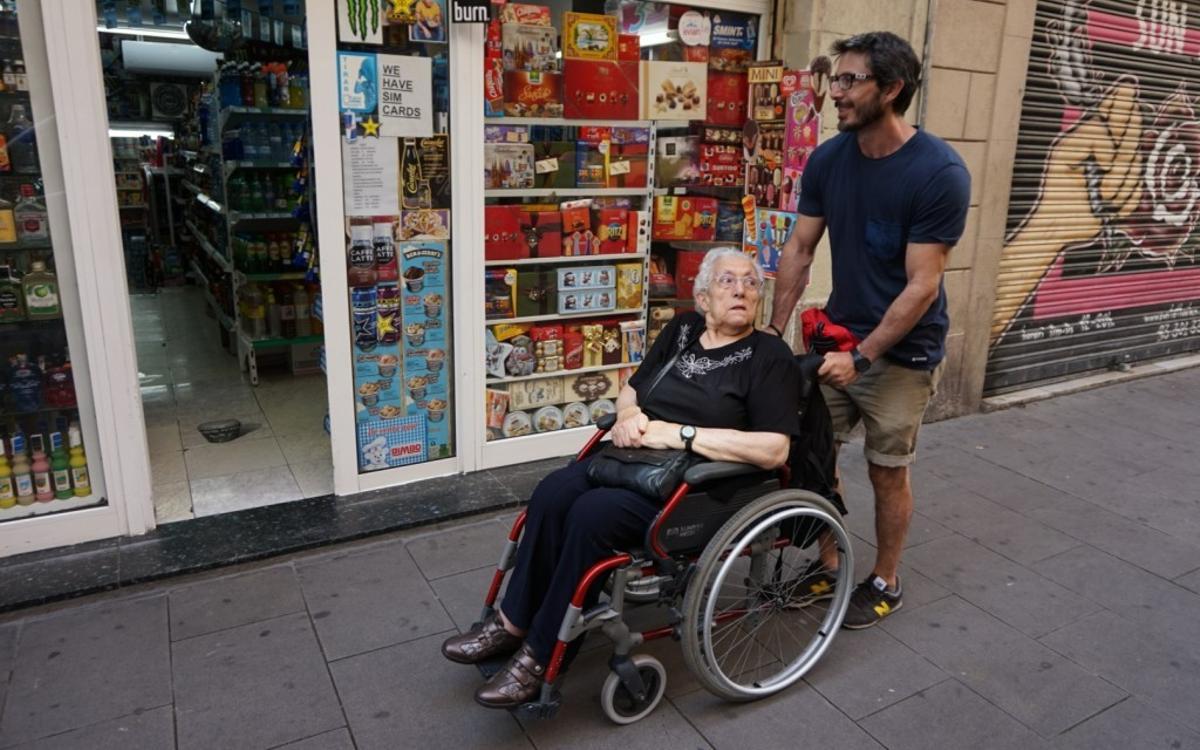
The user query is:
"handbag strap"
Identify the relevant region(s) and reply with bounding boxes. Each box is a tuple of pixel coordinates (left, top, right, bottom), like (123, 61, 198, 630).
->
(643, 318, 703, 400)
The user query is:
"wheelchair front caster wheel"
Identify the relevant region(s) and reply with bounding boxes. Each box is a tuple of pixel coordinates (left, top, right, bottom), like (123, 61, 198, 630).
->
(600, 654, 667, 725)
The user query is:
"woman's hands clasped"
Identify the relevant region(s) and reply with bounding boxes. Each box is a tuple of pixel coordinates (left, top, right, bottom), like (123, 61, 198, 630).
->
(610, 409, 651, 448)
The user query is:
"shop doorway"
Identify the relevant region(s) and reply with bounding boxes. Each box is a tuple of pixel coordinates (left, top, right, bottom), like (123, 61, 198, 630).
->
(97, 1, 331, 523)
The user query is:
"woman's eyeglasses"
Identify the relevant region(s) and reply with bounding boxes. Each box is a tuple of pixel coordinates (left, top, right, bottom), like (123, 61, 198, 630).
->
(714, 274, 763, 291)
(830, 72, 875, 91)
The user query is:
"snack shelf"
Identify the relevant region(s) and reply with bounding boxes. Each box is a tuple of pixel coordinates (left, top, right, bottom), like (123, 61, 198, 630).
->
(484, 187, 650, 199)
(194, 266, 235, 332)
(189, 259, 209, 289)
(653, 185, 745, 196)
(484, 117, 653, 128)
(235, 270, 309, 283)
(662, 240, 741, 250)
(186, 219, 233, 274)
(238, 331, 323, 349)
(218, 105, 308, 132)
(488, 307, 644, 326)
(486, 361, 634, 386)
(224, 160, 297, 179)
(229, 211, 296, 222)
(484, 252, 646, 268)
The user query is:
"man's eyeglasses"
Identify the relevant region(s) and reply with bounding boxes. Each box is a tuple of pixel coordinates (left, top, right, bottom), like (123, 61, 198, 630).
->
(714, 274, 763, 291)
(830, 72, 875, 91)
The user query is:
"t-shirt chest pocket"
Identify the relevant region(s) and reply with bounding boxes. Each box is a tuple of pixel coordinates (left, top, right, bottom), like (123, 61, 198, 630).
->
(864, 219, 904, 261)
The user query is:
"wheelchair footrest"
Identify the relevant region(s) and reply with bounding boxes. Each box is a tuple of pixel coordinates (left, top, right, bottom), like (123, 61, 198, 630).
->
(514, 696, 561, 720)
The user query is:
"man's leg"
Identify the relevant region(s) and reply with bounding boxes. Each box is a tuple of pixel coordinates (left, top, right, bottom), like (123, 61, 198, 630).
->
(867, 462, 911, 588)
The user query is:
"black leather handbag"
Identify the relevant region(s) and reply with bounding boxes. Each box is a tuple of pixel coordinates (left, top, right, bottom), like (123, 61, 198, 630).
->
(586, 324, 703, 501)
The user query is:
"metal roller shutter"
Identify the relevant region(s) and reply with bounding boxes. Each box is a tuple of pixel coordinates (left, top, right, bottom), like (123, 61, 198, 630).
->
(986, 0, 1200, 393)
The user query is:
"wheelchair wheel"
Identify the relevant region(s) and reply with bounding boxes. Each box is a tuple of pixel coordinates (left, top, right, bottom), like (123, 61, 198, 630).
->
(680, 489, 854, 702)
(600, 654, 667, 725)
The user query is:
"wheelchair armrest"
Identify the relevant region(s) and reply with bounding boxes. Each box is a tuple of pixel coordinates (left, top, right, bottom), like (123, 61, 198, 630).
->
(683, 461, 768, 486)
(594, 413, 617, 430)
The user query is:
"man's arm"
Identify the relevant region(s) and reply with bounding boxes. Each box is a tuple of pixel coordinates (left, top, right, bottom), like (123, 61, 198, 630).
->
(768, 214, 826, 333)
(818, 242, 948, 386)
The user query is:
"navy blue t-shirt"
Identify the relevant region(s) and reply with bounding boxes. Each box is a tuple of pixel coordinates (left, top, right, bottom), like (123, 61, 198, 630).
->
(797, 129, 970, 369)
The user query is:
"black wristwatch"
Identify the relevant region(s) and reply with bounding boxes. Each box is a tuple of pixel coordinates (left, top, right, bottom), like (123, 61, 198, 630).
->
(851, 348, 872, 374)
(679, 425, 697, 451)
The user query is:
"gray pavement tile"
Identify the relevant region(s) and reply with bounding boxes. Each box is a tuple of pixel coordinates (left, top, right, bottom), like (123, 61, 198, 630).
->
(1034, 545, 1200, 649)
(1178, 566, 1200, 595)
(920, 482, 1080, 566)
(516, 647, 712, 750)
(1040, 610, 1200, 734)
(922, 445, 1081, 516)
(298, 542, 454, 660)
(405, 517, 509, 580)
(2, 705, 174, 750)
(172, 612, 344, 750)
(671, 679, 881, 750)
(903, 534, 1100, 638)
(169, 565, 306, 641)
(0, 597, 172, 747)
(430, 566, 500, 633)
(859, 679, 1051, 750)
(329, 632, 531, 750)
(881, 595, 1125, 737)
(270, 727, 355, 750)
(0, 622, 16, 714)
(1052, 697, 1200, 750)
(803, 625, 946, 720)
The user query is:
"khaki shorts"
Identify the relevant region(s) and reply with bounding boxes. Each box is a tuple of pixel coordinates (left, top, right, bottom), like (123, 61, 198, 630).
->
(820, 359, 943, 467)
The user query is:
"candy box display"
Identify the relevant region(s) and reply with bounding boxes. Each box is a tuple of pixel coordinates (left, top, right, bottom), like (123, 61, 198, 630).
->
(655, 136, 700, 187)
(615, 262, 644, 309)
(600, 324, 623, 365)
(748, 63, 786, 121)
(561, 202, 598, 256)
(557, 265, 615, 290)
(502, 70, 563, 117)
(675, 250, 706, 299)
(562, 12, 618, 60)
(509, 375, 565, 410)
(574, 142, 607, 188)
(652, 195, 717, 241)
(617, 33, 640, 61)
(562, 59, 640, 121)
(594, 209, 629, 254)
(706, 70, 749, 127)
(558, 287, 616, 314)
(606, 142, 648, 188)
(503, 334, 538, 377)
(485, 125, 530, 143)
(530, 324, 565, 372)
(563, 368, 620, 401)
(484, 57, 504, 117)
(642, 61, 707, 120)
(627, 210, 651, 253)
(484, 143, 535, 189)
(619, 320, 645, 363)
(501, 24, 559, 71)
(516, 269, 558, 317)
(715, 201, 744, 241)
(484, 205, 524, 260)
(500, 3, 552, 25)
(699, 143, 742, 187)
(533, 141, 576, 189)
(519, 209, 563, 257)
(485, 268, 517, 318)
(703, 125, 742, 145)
(708, 12, 756, 71)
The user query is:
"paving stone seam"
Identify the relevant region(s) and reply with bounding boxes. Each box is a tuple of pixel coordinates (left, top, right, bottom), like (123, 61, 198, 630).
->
(0, 701, 177, 750)
(291, 561, 358, 749)
(660, 694, 718, 750)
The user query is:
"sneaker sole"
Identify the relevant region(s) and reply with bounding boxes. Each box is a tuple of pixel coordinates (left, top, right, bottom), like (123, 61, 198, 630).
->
(841, 599, 902, 630)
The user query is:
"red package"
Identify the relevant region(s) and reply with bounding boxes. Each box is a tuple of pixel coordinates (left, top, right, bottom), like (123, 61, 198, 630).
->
(561, 203, 598, 256)
(562, 59, 640, 121)
(503, 71, 563, 118)
(563, 327, 584, 369)
(484, 205, 525, 260)
(706, 70, 748, 127)
(484, 57, 505, 117)
(617, 34, 640, 61)
(594, 208, 629, 254)
(676, 250, 706, 299)
(698, 144, 742, 188)
(607, 143, 648, 188)
(519, 210, 563, 258)
(652, 196, 718, 241)
(577, 126, 613, 144)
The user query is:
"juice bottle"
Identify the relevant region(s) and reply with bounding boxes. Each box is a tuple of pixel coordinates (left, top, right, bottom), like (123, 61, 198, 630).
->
(30, 433, 51, 502)
(266, 288, 281, 338)
(68, 424, 90, 497)
(22, 260, 60, 319)
(0, 193, 17, 243)
(0, 452, 14, 509)
(278, 285, 296, 339)
(293, 284, 311, 337)
(15, 184, 49, 240)
(6, 104, 36, 173)
(253, 65, 269, 108)
(50, 430, 71, 500)
(10, 433, 34, 505)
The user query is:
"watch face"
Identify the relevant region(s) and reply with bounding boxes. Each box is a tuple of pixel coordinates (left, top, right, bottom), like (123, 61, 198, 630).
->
(681, 425, 696, 439)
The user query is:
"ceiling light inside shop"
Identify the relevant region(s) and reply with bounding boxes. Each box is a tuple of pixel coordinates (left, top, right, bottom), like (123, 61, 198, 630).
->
(97, 25, 191, 40)
(109, 125, 176, 139)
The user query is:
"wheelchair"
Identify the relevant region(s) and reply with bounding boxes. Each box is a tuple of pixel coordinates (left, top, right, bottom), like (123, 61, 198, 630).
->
(471, 355, 855, 724)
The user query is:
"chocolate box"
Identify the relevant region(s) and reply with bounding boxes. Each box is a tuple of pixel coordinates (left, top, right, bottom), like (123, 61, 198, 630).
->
(485, 268, 517, 319)
(502, 70, 563, 118)
(706, 70, 749, 127)
(485, 125, 530, 143)
(748, 62, 786, 121)
(703, 125, 743, 145)
(558, 287, 617, 315)
(484, 205, 525, 260)
(516, 269, 559, 317)
(501, 23, 559, 72)
(652, 195, 718, 241)
(606, 143, 648, 188)
(562, 367, 621, 400)
(676, 250, 706, 299)
(557, 265, 616, 290)
(509, 375, 565, 411)
(600, 324, 623, 364)
(627, 210, 651, 253)
(484, 143, 535, 189)
(716, 201, 744, 241)
(699, 143, 742, 188)
(532, 141, 576, 189)
(709, 12, 756, 72)
(594, 209, 629, 253)
(615, 262, 644, 309)
(655, 136, 700, 187)
(562, 59, 640, 121)
(617, 33, 640, 61)
(519, 209, 563, 257)
(562, 12, 618, 61)
(575, 143, 607, 188)
(484, 56, 505, 117)
(562, 202, 601, 256)
(642, 61, 707, 121)
(499, 3, 552, 26)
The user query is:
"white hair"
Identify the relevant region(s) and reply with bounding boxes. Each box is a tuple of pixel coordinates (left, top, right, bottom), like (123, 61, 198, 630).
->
(693, 246, 765, 297)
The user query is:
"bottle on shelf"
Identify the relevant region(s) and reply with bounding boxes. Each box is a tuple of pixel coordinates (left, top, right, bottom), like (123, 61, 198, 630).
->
(8, 354, 41, 412)
(240, 62, 255, 107)
(279, 284, 296, 339)
(0, 133, 9, 173)
(15, 183, 49, 241)
(293, 284, 311, 337)
(30, 433, 51, 502)
(266, 287, 281, 338)
(2, 61, 14, 90)
(400, 139, 424, 210)
(6, 104, 36, 173)
(347, 219, 376, 287)
(10, 432, 33, 506)
(67, 424, 90, 497)
(241, 283, 267, 339)
(0, 259, 23, 320)
(14, 60, 26, 91)
(22, 260, 60, 319)
(308, 283, 322, 336)
(50, 430, 71, 500)
(0, 450, 14, 509)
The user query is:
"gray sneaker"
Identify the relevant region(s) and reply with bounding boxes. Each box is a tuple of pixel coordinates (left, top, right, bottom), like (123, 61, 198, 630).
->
(842, 575, 902, 629)
(784, 560, 839, 609)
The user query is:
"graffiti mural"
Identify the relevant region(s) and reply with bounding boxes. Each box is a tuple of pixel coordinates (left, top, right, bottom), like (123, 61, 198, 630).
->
(986, 0, 1200, 391)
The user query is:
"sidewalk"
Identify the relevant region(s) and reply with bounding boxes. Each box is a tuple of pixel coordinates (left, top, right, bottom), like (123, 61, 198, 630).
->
(2, 368, 1200, 749)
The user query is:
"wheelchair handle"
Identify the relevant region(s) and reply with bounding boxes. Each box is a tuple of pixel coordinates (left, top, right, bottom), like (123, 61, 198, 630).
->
(594, 412, 617, 431)
(797, 352, 825, 382)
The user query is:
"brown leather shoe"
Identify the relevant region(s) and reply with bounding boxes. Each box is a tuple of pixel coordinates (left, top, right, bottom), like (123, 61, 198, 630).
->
(474, 644, 545, 709)
(441, 614, 522, 665)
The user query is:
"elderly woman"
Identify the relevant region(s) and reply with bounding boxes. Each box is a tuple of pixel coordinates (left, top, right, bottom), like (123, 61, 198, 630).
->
(443, 247, 801, 708)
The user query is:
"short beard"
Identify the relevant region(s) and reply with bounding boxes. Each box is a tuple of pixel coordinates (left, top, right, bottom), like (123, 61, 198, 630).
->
(836, 91, 887, 132)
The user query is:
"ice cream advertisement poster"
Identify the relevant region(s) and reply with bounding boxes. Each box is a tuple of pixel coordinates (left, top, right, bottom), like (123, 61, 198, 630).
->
(357, 416, 427, 472)
(743, 209, 796, 276)
(399, 241, 452, 458)
(353, 340, 405, 424)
